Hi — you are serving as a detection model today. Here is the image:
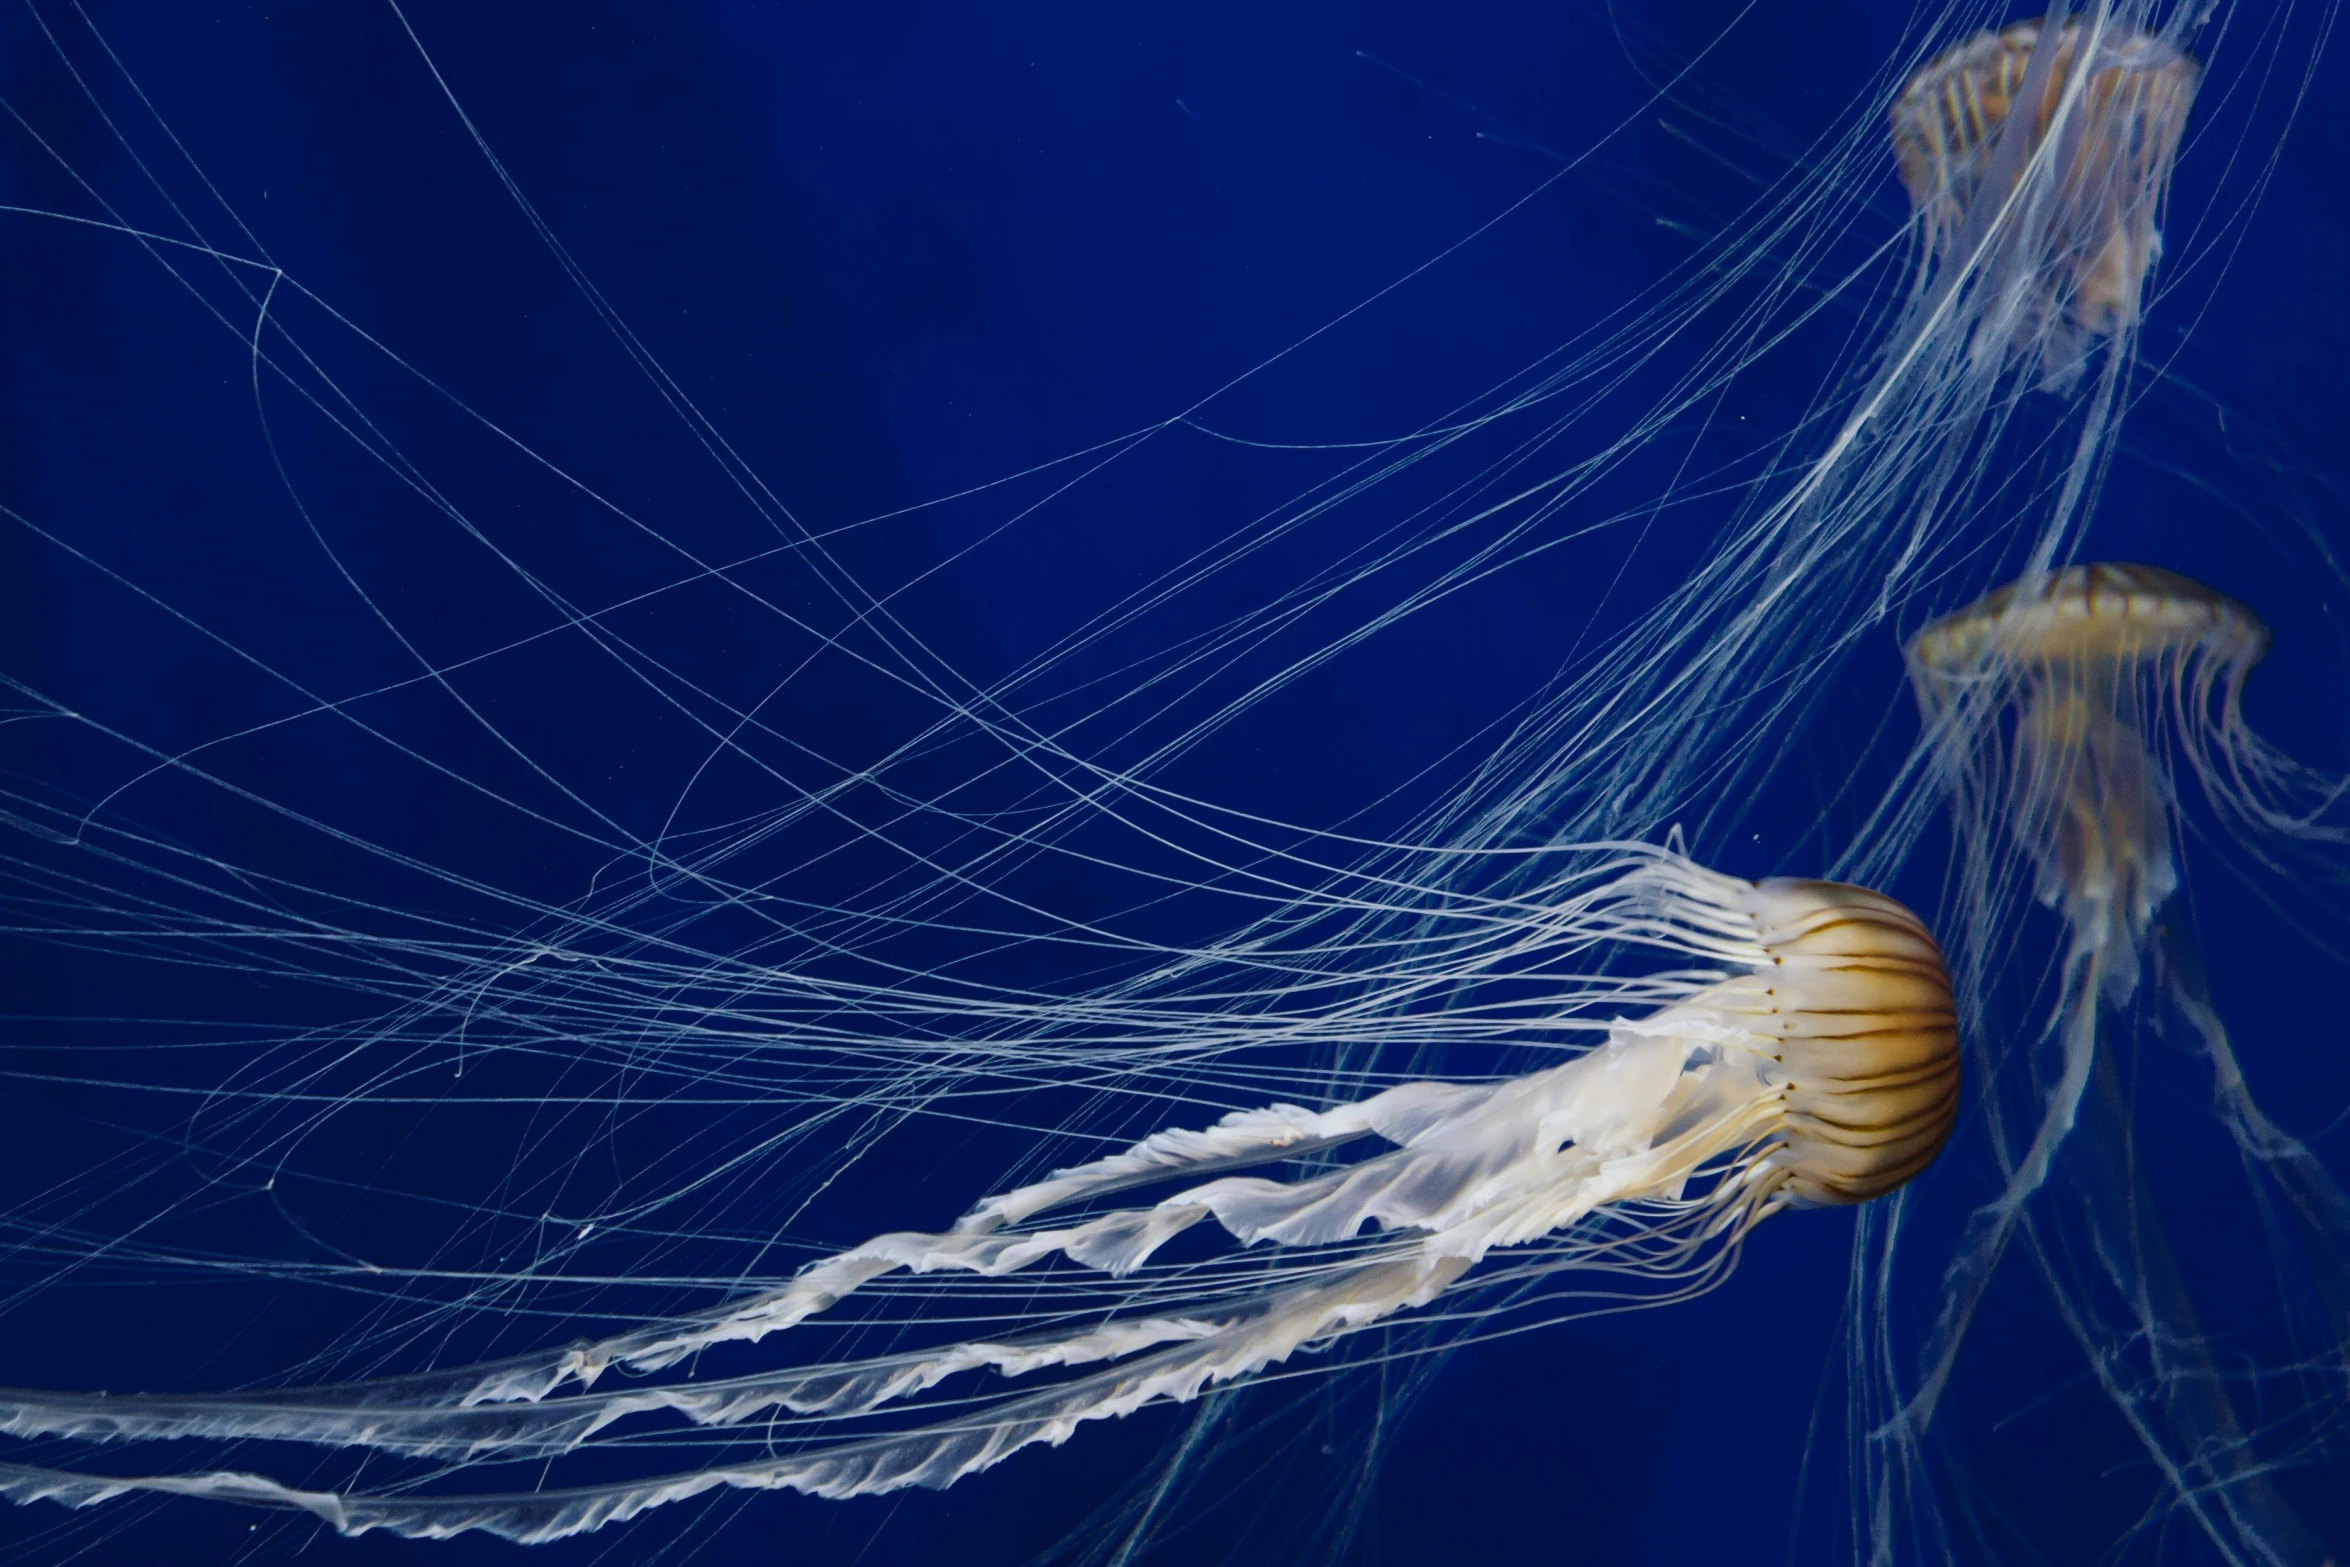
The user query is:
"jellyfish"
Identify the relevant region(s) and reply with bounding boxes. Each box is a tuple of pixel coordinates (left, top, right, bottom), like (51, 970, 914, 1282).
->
(0, 856, 1956, 1540)
(1891, 14, 2200, 381)
(1891, 563, 2350, 1563)
(1907, 563, 2266, 1001)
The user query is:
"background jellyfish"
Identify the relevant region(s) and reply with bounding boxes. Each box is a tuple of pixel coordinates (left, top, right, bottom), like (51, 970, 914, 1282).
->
(1862, 563, 2350, 1562)
(1892, 15, 2200, 381)
(0, 861, 1959, 1539)
(0, 2, 2338, 1564)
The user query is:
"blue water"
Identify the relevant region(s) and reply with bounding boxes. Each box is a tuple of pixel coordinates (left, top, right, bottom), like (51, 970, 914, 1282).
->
(2, 3, 2346, 1562)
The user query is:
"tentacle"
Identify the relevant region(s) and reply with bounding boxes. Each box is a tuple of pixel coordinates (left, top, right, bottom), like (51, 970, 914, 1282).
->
(1906, 929, 2110, 1428)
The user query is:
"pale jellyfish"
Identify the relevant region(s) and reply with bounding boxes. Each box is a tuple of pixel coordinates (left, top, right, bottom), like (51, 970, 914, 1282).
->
(0, 856, 1956, 1541)
(1894, 563, 2349, 1565)
(1891, 14, 2200, 383)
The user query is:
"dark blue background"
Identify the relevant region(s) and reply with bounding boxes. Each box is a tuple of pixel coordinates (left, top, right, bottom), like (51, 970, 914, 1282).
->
(2, 2, 2346, 1562)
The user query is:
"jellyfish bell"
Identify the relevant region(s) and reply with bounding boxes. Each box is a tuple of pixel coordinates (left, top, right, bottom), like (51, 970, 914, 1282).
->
(0, 860, 1956, 1541)
(1904, 560, 2266, 669)
(1892, 16, 2200, 379)
(1732, 877, 1961, 1206)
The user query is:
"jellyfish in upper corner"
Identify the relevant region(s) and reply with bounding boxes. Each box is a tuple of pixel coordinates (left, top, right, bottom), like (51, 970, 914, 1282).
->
(1894, 563, 2350, 1565)
(1891, 14, 2200, 383)
(0, 856, 1958, 1542)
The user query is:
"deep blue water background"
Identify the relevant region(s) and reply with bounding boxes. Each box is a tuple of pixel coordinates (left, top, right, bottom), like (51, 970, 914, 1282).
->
(2, 2, 2348, 1562)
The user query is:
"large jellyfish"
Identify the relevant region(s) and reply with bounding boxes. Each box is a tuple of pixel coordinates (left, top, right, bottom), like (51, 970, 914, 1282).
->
(0, 858, 1957, 1539)
(1885, 563, 2350, 1563)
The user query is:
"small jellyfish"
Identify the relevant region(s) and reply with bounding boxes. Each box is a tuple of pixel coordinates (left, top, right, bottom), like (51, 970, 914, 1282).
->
(0, 861, 1957, 1541)
(1899, 563, 2348, 1565)
(1892, 14, 2201, 378)
(1907, 561, 2264, 985)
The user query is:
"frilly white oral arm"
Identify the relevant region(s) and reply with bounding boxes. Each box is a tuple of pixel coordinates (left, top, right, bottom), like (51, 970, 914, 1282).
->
(0, 1011, 1777, 1470)
(468, 1021, 1724, 1396)
(0, 1252, 1475, 1543)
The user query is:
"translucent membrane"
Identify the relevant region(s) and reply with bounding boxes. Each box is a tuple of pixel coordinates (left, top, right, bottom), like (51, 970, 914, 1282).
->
(0, 861, 1953, 1542)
